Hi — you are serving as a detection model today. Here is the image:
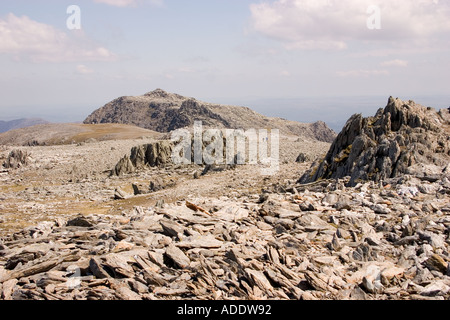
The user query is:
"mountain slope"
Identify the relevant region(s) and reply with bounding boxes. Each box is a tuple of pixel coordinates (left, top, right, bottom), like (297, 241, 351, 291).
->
(84, 89, 336, 143)
(0, 123, 162, 146)
(0, 118, 49, 133)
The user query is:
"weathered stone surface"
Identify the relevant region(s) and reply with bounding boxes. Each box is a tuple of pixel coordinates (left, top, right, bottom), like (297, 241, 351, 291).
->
(114, 188, 128, 200)
(114, 155, 135, 176)
(89, 257, 110, 279)
(0, 105, 448, 301)
(112, 141, 174, 176)
(2, 150, 30, 169)
(165, 244, 190, 269)
(296, 153, 312, 163)
(425, 254, 448, 274)
(300, 97, 450, 186)
(83, 89, 336, 142)
(66, 215, 94, 228)
(420, 280, 450, 297)
(0, 179, 449, 300)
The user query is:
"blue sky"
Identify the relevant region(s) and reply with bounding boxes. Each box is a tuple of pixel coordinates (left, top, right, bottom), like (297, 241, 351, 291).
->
(0, 0, 449, 130)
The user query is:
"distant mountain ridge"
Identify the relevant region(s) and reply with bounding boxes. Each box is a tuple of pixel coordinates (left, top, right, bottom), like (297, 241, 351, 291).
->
(0, 118, 50, 133)
(84, 89, 336, 143)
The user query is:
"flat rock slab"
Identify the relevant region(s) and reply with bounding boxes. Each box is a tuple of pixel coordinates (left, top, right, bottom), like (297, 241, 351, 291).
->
(214, 205, 249, 222)
(165, 244, 190, 269)
(176, 235, 223, 249)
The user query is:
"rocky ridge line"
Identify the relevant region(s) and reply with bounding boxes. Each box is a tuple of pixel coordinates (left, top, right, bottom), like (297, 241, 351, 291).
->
(84, 89, 336, 143)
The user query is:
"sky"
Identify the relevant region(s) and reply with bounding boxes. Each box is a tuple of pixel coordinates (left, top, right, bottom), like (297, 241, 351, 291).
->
(0, 0, 449, 130)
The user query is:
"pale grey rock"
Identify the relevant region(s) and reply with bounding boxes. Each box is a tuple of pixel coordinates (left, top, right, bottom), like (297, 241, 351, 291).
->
(420, 280, 450, 297)
(300, 97, 450, 187)
(114, 155, 135, 176)
(165, 244, 190, 269)
(3, 150, 30, 169)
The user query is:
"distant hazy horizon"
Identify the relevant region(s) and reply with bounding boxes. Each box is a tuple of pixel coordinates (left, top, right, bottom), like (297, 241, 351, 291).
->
(1, 93, 449, 133)
(1, 1, 449, 132)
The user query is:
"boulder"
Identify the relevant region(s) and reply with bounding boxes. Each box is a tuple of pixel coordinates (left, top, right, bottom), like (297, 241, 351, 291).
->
(296, 153, 312, 163)
(114, 155, 135, 176)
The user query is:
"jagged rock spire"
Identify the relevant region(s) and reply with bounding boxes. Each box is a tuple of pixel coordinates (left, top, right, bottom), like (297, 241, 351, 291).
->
(299, 97, 450, 186)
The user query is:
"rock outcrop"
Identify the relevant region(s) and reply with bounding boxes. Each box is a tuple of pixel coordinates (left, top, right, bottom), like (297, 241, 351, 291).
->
(2, 150, 30, 169)
(300, 97, 450, 186)
(114, 155, 135, 176)
(84, 89, 336, 143)
(130, 141, 174, 169)
(113, 136, 234, 176)
(114, 141, 174, 176)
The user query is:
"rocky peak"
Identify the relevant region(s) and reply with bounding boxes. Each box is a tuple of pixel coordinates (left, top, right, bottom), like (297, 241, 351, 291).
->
(143, 88, 187, 102)
(299, 97, 450, 186)
(144, 88, 170, 97)
(84, 89, 337, 142)
(381, 96, 440, 132)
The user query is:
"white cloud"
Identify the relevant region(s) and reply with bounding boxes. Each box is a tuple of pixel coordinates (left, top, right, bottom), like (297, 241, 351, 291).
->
(380, 59, 408, 67)
(76, 64, 94, 74)
(0, 13, 117, 62)
(250, 0, 450, 50)
(337, 69, 389, 77)
(93, 0, 163, 7)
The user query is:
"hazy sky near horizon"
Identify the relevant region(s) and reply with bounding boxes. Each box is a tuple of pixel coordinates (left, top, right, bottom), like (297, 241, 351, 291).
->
(0, 0, 449, 128)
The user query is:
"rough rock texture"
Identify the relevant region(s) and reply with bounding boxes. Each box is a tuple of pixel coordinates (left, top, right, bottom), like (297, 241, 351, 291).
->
(300, 97, 450, 186)
(114, 141, 174, 176)
(0, 176, 448, 300)
(113, 131, 243, 176)
(2, 150, 30, 169)
(130, 141, 174, 168)
(84, 89, 336, 143)
(114, 155, 135, 176)
(0, 108, 448, 300)
(296, 153, 312, 163)
(0, 134, 329, 235)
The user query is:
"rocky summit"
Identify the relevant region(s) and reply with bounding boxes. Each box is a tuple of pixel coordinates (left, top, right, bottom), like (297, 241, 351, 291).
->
(300, 97, 450, 187)
(0, 95, 449, 301)
(84, 89, 336, 143)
